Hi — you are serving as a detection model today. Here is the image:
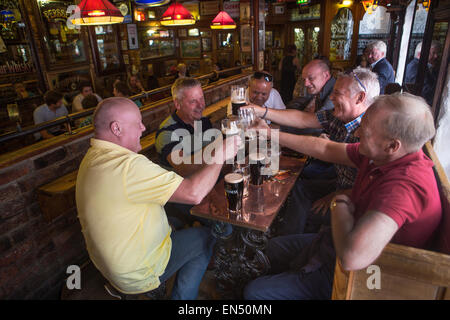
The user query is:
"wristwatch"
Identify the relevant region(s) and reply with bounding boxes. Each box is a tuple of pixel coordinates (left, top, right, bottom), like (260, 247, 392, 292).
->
(330, 199, 351, 210)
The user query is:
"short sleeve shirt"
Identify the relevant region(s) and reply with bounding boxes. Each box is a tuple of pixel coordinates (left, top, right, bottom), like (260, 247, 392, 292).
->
(346, 143, 442, 249)
(155, 112, 214, 168)
(76, 138, 184, 294)
(316, 110, 363, 189)
(245, 88, 286, 110)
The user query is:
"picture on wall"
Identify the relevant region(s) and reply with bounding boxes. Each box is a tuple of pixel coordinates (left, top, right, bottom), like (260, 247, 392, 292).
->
(180, 39, 201, 58)
(202, 38, 212, 52)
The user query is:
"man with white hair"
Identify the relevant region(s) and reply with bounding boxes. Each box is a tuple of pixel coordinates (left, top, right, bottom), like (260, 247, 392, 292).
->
(405, 40, 441, 105)
(245, 93, 441, 300)
(76, 97, 239, 299)
(244, 67, 380, 235)
(366, 40, 395, 94)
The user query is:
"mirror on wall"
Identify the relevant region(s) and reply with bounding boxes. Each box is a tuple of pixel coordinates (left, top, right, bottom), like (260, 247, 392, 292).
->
(329, 8, 353, 62)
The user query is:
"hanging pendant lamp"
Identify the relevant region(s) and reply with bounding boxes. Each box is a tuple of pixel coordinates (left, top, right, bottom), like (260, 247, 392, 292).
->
(160, 2, 195, 26)
(210, 11, 236, 30)
(70, 0, 124, 26)
(134, 0, 170, 7)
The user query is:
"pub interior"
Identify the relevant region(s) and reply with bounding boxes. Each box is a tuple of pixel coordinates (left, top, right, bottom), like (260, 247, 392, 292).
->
(0, 0, 449, 301)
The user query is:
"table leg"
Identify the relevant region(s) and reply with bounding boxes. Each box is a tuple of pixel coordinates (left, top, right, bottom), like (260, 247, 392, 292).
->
(213, 227, 271, 299)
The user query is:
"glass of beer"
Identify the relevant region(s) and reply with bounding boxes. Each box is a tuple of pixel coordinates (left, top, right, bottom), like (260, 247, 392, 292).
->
(233, 163, 250, 198)
(221, 118, 240, 139)
(238, 107, 256, 129)
(231, 85, 247, 116)
(249, 152, 265, 185)
(224, 172, 244, 214)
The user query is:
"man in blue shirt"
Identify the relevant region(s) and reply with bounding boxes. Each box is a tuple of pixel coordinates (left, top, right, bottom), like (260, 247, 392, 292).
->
(33, 90, 69, 140)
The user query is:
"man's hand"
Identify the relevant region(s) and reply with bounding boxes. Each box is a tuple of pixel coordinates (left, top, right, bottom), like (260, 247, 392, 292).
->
(311, 192, 336, 216)
(319, 133, 330, 140)
(241, 103, 265, 117)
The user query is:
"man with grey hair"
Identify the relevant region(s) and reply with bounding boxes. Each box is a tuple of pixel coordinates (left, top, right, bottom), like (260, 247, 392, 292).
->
(245, 93, 441, 300)
(405, 40, 441, 105)
(366, 40, 395, 94)
(76, 97, 240, 299)
(244, 67, 380, 234)
(156, 77, 233, 235)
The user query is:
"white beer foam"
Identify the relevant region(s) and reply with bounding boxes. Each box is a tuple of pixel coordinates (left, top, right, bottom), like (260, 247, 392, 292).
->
(225, 172, 244, 183)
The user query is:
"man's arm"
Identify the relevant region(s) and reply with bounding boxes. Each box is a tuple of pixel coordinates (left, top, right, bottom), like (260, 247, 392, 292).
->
(168, 135, 240, 205)
(278, 130, 355, 168)
(244, 104, 321, 129)
(330, 194, 399, 270)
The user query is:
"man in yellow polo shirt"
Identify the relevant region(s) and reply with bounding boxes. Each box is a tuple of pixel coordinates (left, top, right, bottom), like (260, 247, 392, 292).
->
(76, 97, 239, 299)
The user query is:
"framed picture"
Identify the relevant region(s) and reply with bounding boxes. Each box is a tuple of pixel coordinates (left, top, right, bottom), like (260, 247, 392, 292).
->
(240, 2, 251, 22)
(178, 29, 187, 37)
(202, 38, 212, 52)
(180, 39, 201, 58)
(265, 31, 273, 47)
(274, 4, 285, 15)
(240, 24, 252, 52)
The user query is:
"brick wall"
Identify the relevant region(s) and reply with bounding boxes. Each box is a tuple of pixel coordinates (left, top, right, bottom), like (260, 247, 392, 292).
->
(0, 75, 250, 299)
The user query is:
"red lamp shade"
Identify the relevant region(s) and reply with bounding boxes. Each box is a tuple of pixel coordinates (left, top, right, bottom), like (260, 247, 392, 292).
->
(70, 0, 124, 26)
(160, 3, 195, 26)
(211, 11, 236, 29)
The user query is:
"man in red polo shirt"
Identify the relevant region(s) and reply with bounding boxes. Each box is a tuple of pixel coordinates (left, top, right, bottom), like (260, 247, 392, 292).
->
(245, 93, 442, 299)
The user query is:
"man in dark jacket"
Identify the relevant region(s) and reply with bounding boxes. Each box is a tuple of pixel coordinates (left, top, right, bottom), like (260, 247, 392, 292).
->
(366, 40, 395, 94)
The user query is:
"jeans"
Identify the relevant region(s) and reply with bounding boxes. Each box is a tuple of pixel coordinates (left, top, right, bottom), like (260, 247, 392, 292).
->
(166, 202, 233, 238)
(244, 234, 334, 300)
(277, 177, 336, 235)
(301, 159, 336, 181)
(159, 226, 215, 299)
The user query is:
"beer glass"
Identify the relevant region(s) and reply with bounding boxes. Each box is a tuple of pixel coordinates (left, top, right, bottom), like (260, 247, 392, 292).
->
(221, 118, 240, 139)
(238, 107, 256, 129)
(224, 172, 244, 214)
(230, 85, 246, 116)
(233, 163, 250, 198)
(249, 152, 265, 185)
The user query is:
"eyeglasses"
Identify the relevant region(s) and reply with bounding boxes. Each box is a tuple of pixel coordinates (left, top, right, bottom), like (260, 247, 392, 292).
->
(347, 71, 366, 92)
(253, 71, 273, 82)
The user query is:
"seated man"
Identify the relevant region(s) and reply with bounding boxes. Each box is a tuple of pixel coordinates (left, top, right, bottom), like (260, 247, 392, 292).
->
(245, 93, 441, 300)
(242, 71, 286, 114)
(366, 40, 395, 94)
(244, 67, 380, 234)
(113, 81, 143, 108)
(76, 97, 240, 299)
(33, 90, 69, 140)
(72, 82, 102, 113)
(156, 77, 231, 235)
(77, 94, 99, 128)
(404, 40, 441, 106)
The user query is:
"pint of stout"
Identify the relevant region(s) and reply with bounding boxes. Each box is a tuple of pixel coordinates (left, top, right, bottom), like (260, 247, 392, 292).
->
(224, 172, 244, 214)
(249, 152, 265, 185)
(232, 100, 246, 116)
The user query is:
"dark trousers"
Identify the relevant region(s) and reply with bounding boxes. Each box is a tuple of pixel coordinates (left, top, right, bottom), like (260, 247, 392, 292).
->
(244, 233, 335, 300)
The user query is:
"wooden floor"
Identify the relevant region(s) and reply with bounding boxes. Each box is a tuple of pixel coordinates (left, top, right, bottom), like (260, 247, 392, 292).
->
(61, 261, 222, 300)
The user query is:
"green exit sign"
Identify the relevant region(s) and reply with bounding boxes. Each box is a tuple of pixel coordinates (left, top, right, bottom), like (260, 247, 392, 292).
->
(297, 0, 310, 5)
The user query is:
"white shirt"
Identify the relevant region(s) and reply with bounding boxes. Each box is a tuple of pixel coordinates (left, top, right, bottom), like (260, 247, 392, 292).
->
(245, 88, 286, 110)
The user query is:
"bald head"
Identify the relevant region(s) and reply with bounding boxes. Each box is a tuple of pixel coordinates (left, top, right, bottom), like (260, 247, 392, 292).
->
(93, 97, 145, 152)
(302, 59, 331, 95)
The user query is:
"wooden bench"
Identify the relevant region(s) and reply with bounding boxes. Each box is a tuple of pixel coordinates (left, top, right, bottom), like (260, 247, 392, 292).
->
(332, 141, 450, 300)
(37, 98, 230, 222)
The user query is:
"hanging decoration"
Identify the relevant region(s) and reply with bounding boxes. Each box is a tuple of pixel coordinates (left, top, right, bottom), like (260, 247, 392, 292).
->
(134, 0, 170, 6)
(210, 11, 236, 30)
(160, 2, 195, 26)
(361, 0, 379, 15)
(70, 0, 124, 26)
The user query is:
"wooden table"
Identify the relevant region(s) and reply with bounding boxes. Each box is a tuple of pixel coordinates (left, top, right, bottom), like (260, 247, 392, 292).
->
(191, 154, 306, 298)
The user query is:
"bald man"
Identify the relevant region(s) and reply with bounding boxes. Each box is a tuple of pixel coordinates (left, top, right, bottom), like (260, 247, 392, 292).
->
(76, 97, 240, 299)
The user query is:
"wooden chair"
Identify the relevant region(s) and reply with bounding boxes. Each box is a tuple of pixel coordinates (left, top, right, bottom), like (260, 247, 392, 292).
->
(332, 142, 450, 300)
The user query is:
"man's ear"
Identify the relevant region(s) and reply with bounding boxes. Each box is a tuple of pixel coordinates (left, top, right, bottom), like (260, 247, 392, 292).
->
(110, 121, 121, 137)
(174, 100, 181, 111)
(356, 91, 366, 105)
(386, 139, 401, 154)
